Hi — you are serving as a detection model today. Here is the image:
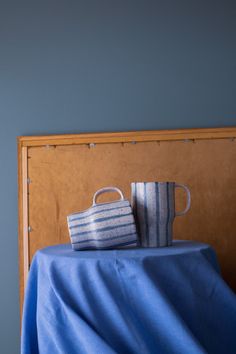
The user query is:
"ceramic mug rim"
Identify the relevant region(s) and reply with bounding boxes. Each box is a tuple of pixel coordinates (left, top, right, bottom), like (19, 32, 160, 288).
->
(131, 181, 176, 184)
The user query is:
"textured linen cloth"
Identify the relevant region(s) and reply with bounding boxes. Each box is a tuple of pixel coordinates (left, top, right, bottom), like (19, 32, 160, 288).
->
(21, 241, 236, 354)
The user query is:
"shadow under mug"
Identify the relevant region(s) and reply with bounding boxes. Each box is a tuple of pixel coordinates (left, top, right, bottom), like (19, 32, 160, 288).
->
(131, 182, 191, 247)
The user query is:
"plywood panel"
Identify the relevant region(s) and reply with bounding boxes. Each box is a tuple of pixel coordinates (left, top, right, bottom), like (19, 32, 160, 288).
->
(26, 138, 236, 291)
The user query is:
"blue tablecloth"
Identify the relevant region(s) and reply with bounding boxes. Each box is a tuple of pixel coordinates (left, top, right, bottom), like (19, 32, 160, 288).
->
(21, 241, 236, 354)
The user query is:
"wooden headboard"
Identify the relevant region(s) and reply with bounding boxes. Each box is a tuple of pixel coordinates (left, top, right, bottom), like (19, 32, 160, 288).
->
(18, 127, 236, 313)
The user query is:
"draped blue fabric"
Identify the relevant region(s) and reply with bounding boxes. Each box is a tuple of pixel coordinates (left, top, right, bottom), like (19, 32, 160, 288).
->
(21, 241, 236, 354)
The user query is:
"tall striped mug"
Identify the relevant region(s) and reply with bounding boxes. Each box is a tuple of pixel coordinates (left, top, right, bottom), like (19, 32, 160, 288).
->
(131, 182, 191, 247)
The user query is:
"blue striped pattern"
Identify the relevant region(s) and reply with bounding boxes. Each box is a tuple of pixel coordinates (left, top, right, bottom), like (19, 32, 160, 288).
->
(69, 202, 130, 222)
(69, 211, 133, 229)
(71, 232, 137, 245)
(67, 199, 138, 250)
(71, 222, 135, 238)
(131, 182, 175, 247)
(72, 240, 136, 251)
(131, 182, 141, 247)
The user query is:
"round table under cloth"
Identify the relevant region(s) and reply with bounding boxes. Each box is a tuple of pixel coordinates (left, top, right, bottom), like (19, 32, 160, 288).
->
(21, 241, 236, 354)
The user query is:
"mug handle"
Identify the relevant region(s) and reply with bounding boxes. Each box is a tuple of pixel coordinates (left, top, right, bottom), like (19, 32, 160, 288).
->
(93, 187, 125, 206)
(175, 184, 191, 216)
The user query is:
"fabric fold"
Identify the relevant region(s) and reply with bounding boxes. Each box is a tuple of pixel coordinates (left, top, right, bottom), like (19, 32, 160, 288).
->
(21, 241, 236, 354)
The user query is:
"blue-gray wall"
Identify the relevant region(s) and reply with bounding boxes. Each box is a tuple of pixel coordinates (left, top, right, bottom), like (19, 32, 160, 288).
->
(0, 1, 235, 353)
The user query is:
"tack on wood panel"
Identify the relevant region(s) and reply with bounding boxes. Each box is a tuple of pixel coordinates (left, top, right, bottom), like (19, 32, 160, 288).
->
(27, 138, 236, 290)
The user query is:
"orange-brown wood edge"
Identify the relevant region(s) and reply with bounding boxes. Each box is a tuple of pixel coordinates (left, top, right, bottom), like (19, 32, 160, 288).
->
(18, 127, 236, 147)
(18, 126, 236, 316)
(18, 140, 29, 319)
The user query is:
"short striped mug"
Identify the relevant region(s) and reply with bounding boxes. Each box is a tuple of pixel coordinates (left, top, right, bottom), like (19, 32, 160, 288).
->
(67, 187, 138, 250)
(131, 182, 191, 247)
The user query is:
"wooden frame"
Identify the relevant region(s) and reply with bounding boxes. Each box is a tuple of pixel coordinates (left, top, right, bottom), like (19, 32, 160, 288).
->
(18, 126, 236, 316)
